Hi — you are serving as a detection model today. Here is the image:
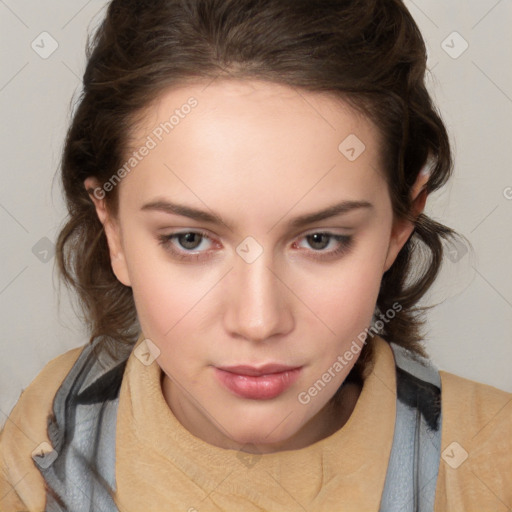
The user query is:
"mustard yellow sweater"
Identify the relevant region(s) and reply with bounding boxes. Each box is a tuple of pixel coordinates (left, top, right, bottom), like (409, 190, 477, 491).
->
(1, 336, 511, 511)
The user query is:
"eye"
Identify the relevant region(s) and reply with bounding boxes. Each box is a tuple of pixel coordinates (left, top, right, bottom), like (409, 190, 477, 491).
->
(158, 230, 216, 261)
(157, 230, 353, 263)
(293, 232, 353, 260)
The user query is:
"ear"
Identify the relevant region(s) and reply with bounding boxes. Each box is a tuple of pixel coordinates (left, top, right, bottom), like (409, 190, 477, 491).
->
(382, 167, 430, 273)
(84, 177, 132, 287)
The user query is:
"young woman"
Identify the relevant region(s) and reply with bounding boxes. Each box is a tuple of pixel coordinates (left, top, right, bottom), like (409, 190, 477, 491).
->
(1, 1, 510, 511)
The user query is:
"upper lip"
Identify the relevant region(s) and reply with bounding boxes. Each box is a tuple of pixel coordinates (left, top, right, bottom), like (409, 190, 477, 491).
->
(216, 364, 301, 376)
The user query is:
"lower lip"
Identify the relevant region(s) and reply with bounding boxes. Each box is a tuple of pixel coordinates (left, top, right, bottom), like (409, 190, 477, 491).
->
(214, 367, 302, 400)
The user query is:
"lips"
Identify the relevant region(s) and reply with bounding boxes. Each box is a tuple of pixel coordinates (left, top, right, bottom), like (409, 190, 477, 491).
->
(214, 364, 302, 400)
(216, 364, 300, 376)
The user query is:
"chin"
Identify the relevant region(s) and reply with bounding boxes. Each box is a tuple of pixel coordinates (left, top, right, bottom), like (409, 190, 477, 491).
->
(222, 413, 305, 452)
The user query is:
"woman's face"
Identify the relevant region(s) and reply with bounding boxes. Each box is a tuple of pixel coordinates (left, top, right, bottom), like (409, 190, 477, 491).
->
(90, 80, 415, 453)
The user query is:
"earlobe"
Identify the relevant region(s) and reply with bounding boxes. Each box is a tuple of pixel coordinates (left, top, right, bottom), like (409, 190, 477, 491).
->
(382, 167, 430, 273)
(84, 177, 132, 287)
(103, 221, 132, 287)
(383, 218, 415, 273)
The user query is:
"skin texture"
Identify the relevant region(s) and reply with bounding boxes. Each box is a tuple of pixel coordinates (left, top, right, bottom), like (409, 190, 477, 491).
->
(85, 79, 428, 454)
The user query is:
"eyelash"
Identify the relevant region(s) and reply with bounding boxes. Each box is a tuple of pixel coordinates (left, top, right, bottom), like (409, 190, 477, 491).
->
(157, 230, 353, 262)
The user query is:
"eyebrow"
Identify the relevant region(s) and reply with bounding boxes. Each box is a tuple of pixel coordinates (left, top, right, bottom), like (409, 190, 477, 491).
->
(141, 199, 373, 230)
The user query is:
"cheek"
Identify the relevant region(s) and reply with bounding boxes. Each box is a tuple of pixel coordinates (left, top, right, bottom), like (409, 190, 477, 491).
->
(131, 268, 206, 341)
(121, 233, 199, 338)
(127, 262, 212, 380)
(296, 262, 382, 343)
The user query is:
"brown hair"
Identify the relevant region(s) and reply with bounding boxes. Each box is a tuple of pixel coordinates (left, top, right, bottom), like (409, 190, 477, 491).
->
(56, 0, 463, 372)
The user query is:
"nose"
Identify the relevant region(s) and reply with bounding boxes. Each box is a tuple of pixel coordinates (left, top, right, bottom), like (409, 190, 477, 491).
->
(223, 250, 294, 343)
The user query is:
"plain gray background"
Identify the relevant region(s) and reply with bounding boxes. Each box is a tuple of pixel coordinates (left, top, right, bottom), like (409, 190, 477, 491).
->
(1, 0, 511, 428)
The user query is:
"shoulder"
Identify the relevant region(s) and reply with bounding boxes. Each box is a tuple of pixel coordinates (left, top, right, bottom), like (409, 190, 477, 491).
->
(435, 370, 512, 511)
(439, 370, 511, 437)
(3, 345, 86, 429)
(0, 344, 85, 511)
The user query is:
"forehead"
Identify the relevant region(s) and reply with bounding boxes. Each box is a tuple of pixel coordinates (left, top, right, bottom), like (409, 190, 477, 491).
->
(131, 79, 380, 154)
(120, 79, 387, 221)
